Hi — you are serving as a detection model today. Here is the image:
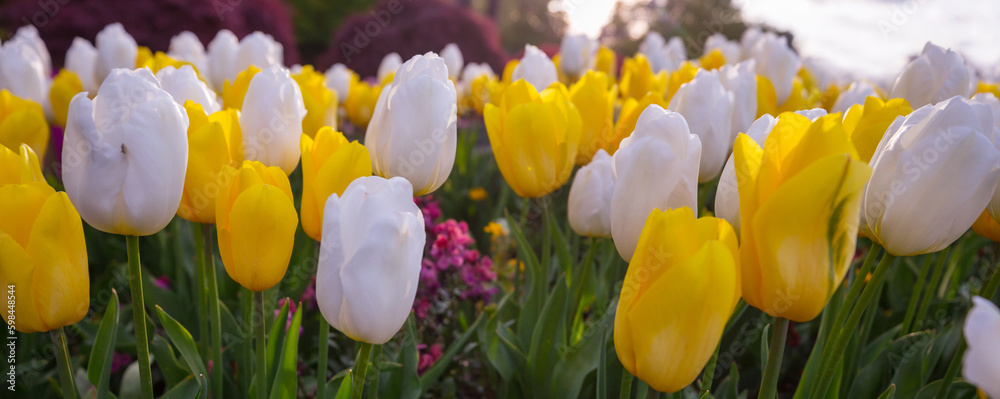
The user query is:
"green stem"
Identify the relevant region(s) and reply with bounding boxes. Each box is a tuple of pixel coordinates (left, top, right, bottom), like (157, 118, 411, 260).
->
(812, 252, 896, 398)
(126, 235, 154, 399)
(241, 288, 253, 395)
(758, 317, 788, 399)
(620, 369, 633, 399)
(193, 224, 208, 356)
(369, 345, 382, 399)
(935, 260, 1000, 398)
(913, 247, 951, 332)
(50, 328, 79, 399)
(984, 258, 1000, 300)
(255, 291, 267, 399)
(900, 254, 934, 335)
(317, 318, 330, 399)
(352, 342, 374, 399)
(202, 224, 223, 399)
(701, 342, 721, 396)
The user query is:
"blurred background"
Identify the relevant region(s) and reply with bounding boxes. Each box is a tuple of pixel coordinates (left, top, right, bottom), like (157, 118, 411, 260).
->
(1, 0, 998, 85)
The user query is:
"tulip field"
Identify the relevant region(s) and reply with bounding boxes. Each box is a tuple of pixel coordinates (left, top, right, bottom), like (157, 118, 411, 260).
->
(4, 3, 1000, 399)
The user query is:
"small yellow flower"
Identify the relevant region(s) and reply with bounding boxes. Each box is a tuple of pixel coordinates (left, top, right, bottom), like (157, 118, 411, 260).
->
(222, 66, 261, 110)
(0, 90, 49, 160)
(484, 221, 507, 239)
(469, 187, 488, 201)
(49, 70, 84, 128)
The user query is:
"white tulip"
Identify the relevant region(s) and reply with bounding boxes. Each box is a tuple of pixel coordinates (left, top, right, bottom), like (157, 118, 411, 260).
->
(512, 44, 557, 91)
(62, 68, 189, 236)
(889, 42, 972, 108)
(240, 65, 306, 174)
(663, 36, 687, 71)
(963, 296, 1000, 399)
(168, 31, 208, 77)
(324, 63, 353, 103)
(559, 33, 597, 80)
(703, 33, 741, 64)
(207, 29, 239, 91)
(568, 149, 614, 237)
(317, 176, 425, 344)
(719, 60, 758, 139)
(740, 26, 763, 60)
(0, 36, 48, 107)
(377, 52, 403, 82)
(94, 23, 138, 83)
(441, 43, 464, 80)
(155, 65, 220, 113)
(668, 69, 734, 182)
(458, 62, 495, 99)
(795, 108, 828, 121)
(611, 105, 701, 261)
(366, 53, 457, 195)
(65, 38, 99, 93)
(715, 114, 778, 234)
(973, 93, 1000, 222)
(862, 96, 1000, 256)
(639, 32, 668, 72)
(13, 25, 51, 77)
(832, 81, 878, 114)
(750, 32, 800, 105)
(235, 32, 283, 74)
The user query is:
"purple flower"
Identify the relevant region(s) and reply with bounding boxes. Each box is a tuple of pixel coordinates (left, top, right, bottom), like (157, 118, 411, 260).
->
(153, 275, 171, 291)
(110, 352, 133, 374)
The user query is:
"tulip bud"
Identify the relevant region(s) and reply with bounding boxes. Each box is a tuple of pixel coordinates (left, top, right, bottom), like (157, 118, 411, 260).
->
(559, 34, 597, 80)
(614, 207, 739, 393)
(366, 53, 457, 195)
(749, 32, 800, 105)
(669, 69, 734, 182)
(485, 80, 581, 198)
(0, 36, 49, 108)
(512, 45, 558, 92)
(378, 53, 403, 83)
(156, 65, 221, 113)
(293, 65, 338, 137)
(459, 63, 495, 106)
(1, 90, 50, 158)
(842, 96, 913, 163)
(177, 101, 242, 223)
(63, 68, 189, 236)
(324, 63, 356, 103)
(441, 43, 464, 80)
(734, 112, 871, 321)
(719, 60, 758, 139)
(862, 96, 1000, 256)
(832, 81, 878, 114)
(301, 127, 372, 241)
(715, 114, 778, 235)
(0, 144, 89, 333)
(65, 38, 99, 93)
(611, 105, 701, 261)
(344, 79, 383, 129)
(216, 161, 298, 292)
(235, 32, 284, 73)
(569, 71, 617, 164)
(168, 31, 208, 76)
(962, 296, 1000, 398)
(316, 176, 425, 344)
(595, 46, 617, 81)
(568, 149, 614, 237)
(207, 30, 239, 92)
(890, 42, 973, 108)
(240, 65, 307, 174)
(94, 23, 138, 83)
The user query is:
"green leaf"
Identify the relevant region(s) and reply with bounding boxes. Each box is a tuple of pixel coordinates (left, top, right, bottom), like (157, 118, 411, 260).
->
(333, 371, 353, 399)
(420, 310, 489, 389)
(383, 316, 420, 399)
(508, 209, 546, 350)
(527, 276, 569, 396)
(478, 293, 517, 381)
(155, 306, 209, 381)
(269, 303, 303, 399)
(150, 336, 189, 386)
(267, 299, 291, 391)
(876, 384, 896, 399)
(551, 299, 614, 398)
(547, 209, 573, 278)
(87, 288, 119, 399)
(760, 323, 770, 373)
(158, 375, 201, 399)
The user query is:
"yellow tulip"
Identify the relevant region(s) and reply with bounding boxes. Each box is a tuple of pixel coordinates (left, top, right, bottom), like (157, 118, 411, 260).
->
(733, 113, 872, 322)
(49, 69, 84, 128)
(222, 66, 261, 111)
(607, 91, 667, 154)
(0, 90, 49, 160)
(136, 47, 195, 74)
(820, 84, 841, 112)
(469, 74, 502, 115)
(843, 96, 913, 162)
(595, 46, 617, 83)
(0, 144, 88, 333)
(300, 127, 371, 241)
(699, 49, 726, 70)
(620, 55, 667, 100)
(293, 65, 338, 137)
(756, 76, 777, 118)
(501, 59, 518, 84)
(177, 101, 243, 223)
(976, 82, 1000, 99)
(484, 80, 581, 198)
(972, 209, 1000, 243)
(344, 79, 383, 129)
(666, 62, 698, 101)
(216, 160, 298, 292)
(614, 207, 740, 393)
(569, 70, 617, 164)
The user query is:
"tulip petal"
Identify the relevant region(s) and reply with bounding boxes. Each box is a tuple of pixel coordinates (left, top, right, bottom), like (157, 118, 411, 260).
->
(227, 184, 298, 291)
(26, 192, 89, 331)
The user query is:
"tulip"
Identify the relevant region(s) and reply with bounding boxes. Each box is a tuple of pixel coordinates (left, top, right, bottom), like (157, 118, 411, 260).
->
(719, 60, 758, 140)
(366, 53, 457, 195)
(569, 70, 616, 164)
(0, 144, 88, 333)
(0, 35, 49, 108)
(316, 176, 425, 344)
(207, 30, 239, 92)
(831, 81, 878, 114)
(889, 42, 972, 108)
(638, 32, 668, 72)
(715, 114, 778, 235)
(972, 209, 1000, 242)
(0, 90, 50, 158)
(559, 34, 597, 81)
(293, 65, 338, 137)
(235, 31, 284, 74)
(611, 105, 701, 261)
(748, 32, 800, 105)
(619, 55, 667, 101)
(614, 206, 739, 393)
(221, 66, 260, 110)
(963, 296, 1000, 398)
(378, 52, 403, 82)
(177, 102, 243, 223)
(734, 112, 871, 321)
(301, 127, 372, 241)
(485, 80, 581, 198)
(240, 65, 306, 174)
(441, 43, 464, 80)
(63, 68, 189, 236)
(512, 44, 558, 91)
(65, 38, 99, 93)
(156, 65, 221, 113)
(49, 70, 84, 128)
(215, 160, 297, 292)
(94, 23, 138, 83)
(459, 63, 495, 105)
(595, 46, 617, 81)
(668, 69, 734, 182)
(168, 31, 208, 75)
(325, 63, 357, 102)
(842, 96, 913, 162)
(568, 149, 614, 237)
(468, 73, 501, 115)
(13, 25, 52, 77)
(703, 33, 741, 66)
(136, 49, 191, 74)
(740, 27, 763, 60)
(862, 96, 1000, 256)
(607, 91, 667, 155)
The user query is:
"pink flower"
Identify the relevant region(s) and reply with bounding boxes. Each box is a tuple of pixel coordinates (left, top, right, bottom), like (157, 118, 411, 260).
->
(153, 275, 171, 291)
